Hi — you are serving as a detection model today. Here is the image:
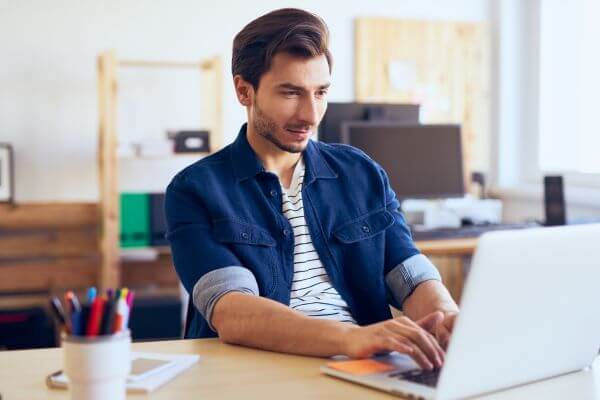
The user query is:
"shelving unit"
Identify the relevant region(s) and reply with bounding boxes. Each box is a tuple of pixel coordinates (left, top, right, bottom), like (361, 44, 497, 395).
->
(97, 50, 222, 290)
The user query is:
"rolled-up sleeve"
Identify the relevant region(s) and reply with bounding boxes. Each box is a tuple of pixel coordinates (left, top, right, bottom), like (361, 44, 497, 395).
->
(375, 163, 442, 308)
(385, 254, 442, 307)
(193, 266, 259, 331)
(165, 175, 258, 331)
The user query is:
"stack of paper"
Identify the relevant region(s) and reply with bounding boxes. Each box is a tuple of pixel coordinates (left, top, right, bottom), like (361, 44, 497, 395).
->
(46, 352, 200, 393)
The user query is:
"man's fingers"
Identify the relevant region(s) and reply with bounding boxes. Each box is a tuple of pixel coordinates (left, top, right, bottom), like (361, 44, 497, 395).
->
(409, 313, 453, 358)
(399, 338, 434, 370)
(408, 326, 444, 368)
(398, 317, 445, 364)
(437, 325, 451, 350)
(415, 313, 447, 364)
(387, 319, 443, 368)
(434, 312, 457, 350)
(381, 337, 414, 357)
(381, 336, 431, 370)
(416, 311, 444, 333)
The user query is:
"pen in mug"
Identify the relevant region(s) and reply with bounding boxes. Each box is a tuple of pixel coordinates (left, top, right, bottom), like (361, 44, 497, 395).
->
(49, 296, 70, 334)
(87, 286, 97, 303)
(86, 295, 106, 337)
(124, 290, 135, 329)
(64, 291, 83, 335)
(65, 291, 81, 313)
(100, 296, 116, 335)
(112, 296, 128, 333)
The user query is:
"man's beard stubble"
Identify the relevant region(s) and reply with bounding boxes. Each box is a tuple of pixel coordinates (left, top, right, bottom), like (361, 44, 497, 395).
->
(252, 103, 307, 154)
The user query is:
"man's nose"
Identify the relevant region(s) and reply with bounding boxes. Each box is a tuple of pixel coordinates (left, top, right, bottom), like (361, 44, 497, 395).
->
(296, 97, 319, 127)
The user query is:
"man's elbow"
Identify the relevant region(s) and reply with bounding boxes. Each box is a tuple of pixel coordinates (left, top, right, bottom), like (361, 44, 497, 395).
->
(210, 292, 243, 344)
(213, 317, 238, 344)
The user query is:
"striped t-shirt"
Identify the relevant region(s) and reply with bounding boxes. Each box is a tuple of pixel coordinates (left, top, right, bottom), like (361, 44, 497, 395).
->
(279, 156, 357, 324)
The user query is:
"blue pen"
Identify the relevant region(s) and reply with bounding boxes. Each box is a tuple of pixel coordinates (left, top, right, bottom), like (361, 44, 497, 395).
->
(87, 287, 97, 303)
(71, 309, 83, 336)
(65, 291, 81, 313)
(70, 292, 81, 312)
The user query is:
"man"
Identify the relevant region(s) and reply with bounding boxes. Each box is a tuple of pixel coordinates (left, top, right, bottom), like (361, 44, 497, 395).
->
(166, 8, 459, 370)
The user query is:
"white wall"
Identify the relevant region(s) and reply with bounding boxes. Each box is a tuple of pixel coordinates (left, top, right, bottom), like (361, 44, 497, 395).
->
(0, 0, 489, 202)
(489, 0, 600, 221)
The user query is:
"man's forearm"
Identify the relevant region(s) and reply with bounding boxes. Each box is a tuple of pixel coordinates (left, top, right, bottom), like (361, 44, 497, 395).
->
(211, 292, 355, 357)
(402, 280, 459, 321)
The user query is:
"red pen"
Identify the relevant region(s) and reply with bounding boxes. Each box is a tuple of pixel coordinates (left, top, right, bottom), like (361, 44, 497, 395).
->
(86, 296, 106, 337)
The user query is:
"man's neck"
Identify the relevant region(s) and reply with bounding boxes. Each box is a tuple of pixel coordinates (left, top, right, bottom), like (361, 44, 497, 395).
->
(246, 124, 301, 188)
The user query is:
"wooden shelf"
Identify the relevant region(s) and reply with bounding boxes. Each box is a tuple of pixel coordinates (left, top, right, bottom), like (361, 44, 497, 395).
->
(97, 50, 223, 290)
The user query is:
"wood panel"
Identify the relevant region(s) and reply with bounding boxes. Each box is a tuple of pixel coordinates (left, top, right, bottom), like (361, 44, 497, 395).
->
(0, 228, 98, 258)
(0, 257, 99, 292)
(355, 18, 490, 187)
(0, 203, 101, 293)
(0, 203, 98, 229)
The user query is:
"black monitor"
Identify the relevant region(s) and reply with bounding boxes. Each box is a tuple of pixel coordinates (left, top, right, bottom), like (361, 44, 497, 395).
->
(318, 102, 420, 143)
(340, 122, 465, 199)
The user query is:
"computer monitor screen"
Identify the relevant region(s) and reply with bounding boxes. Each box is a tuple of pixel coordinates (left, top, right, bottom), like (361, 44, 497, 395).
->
(340, 122, 464, 199)
(318, 102, 420, 143)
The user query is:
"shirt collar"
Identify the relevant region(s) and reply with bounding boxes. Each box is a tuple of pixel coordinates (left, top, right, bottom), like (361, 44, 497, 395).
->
(231, 123, 338, 184)
(230, 124, 265, 181)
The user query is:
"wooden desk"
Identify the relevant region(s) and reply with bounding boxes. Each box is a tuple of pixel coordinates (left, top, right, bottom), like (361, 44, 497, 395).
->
(1, 338, 599, 400)
(416, 238, 478, 257)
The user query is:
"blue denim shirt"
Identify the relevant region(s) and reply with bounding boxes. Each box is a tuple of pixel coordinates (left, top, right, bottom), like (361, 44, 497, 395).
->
(166, 124, 441, 338)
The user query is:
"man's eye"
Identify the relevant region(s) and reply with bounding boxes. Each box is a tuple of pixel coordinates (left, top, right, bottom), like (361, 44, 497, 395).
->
(316, 90, 328, 97)
(282, 91, 299, 96)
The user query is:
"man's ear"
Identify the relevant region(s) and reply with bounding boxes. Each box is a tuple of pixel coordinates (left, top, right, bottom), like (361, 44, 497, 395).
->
(233, 75, 254, 107)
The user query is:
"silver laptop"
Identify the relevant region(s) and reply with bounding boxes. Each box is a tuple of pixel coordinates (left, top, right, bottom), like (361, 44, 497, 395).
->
(321, 224, 600, 399)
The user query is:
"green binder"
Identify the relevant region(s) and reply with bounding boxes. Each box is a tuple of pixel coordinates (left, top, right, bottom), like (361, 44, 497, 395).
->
(120, 193, 150, 248)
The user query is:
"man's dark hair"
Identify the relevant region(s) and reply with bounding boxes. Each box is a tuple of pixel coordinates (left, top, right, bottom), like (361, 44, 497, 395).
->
(232, 8, 332, 89)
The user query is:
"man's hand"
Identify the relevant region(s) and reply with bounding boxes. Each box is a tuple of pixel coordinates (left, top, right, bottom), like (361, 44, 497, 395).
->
(342, 315, 445, 370)
(417, 311, 458, 350)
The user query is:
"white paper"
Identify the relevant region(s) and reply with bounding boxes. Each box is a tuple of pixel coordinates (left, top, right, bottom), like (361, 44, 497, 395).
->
(47, 351, 200, 393)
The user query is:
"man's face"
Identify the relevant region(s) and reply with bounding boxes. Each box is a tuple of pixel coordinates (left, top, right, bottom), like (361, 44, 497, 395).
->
(247, 53, 330, 153)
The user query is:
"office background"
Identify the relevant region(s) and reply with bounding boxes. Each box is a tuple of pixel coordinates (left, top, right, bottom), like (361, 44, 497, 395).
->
(1, 0, 600, 349)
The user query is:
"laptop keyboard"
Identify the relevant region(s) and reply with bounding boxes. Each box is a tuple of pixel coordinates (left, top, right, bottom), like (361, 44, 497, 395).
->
(411, 222, 540, 241)
(389, 368, 441, 388)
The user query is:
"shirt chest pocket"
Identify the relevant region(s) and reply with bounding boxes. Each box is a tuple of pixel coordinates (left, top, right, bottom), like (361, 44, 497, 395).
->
(213, 218, 276, 246)
(332, 209, 394, 243)
(331, 209, 394, 279)
(212, 218, 278, 296)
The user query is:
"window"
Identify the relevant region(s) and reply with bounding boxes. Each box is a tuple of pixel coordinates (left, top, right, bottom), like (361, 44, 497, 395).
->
(538, 0, 600, 179)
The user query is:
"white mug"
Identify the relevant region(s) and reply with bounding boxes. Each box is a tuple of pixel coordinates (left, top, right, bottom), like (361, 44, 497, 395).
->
(62, 330, 131, 400)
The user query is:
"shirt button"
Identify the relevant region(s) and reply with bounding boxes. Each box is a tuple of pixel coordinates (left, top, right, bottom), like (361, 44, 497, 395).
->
(270, 189, 277, 197)
(241, 232, 249, 239)
(361, 225, 370, 233)
(283, 229, 290, 237)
